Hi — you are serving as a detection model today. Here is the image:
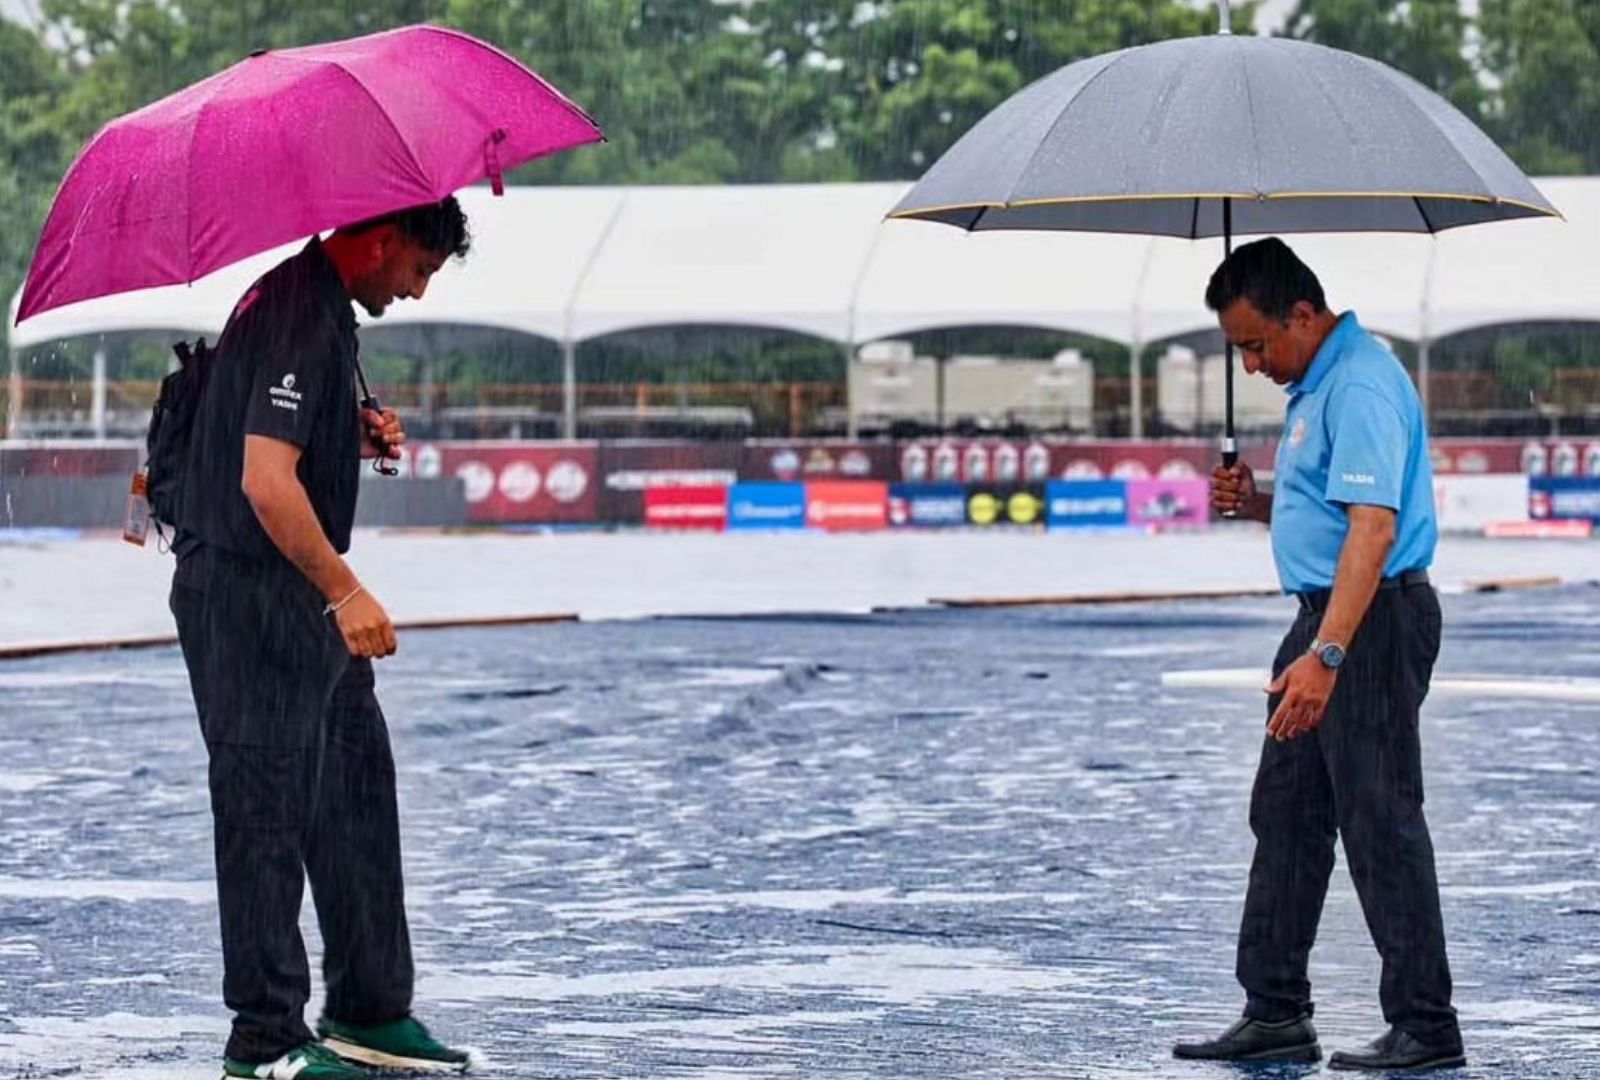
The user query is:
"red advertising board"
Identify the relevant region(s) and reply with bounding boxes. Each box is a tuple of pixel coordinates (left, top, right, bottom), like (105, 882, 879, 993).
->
(644, 485, 728, 530)
(597, 441, 743, 523)
(0, 444, 141, 478)
(805, 481, 888, 531)
(9, 436, 1557, 511)
(743, 441, 899, 482)
(414, 442, 600, 523)
(897, 439, 1275, 484)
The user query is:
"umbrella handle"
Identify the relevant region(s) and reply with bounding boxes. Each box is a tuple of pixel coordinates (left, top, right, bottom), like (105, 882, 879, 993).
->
(1220, 436, 1239, 519)
(362, 394, 400, 476)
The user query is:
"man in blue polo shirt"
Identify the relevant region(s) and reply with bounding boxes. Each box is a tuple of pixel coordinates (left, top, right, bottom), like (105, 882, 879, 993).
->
(1172, 239, 1464, 1072)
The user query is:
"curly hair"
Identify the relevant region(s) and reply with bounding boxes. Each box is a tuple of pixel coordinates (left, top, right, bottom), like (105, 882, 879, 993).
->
(341, 196, 471, 259)
(1205, 237, 1326, 321)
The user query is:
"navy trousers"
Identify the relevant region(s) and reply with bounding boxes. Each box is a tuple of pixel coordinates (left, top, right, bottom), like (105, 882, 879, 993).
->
(172, 547, 414, 1062)
(1237, 583, 1459, 1045)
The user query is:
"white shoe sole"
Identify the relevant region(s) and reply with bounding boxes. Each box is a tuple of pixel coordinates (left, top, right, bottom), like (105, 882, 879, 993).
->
(321, 1036, 470, 1074)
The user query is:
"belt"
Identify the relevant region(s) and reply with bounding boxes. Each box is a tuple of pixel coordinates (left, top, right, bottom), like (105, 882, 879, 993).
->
(1295, 568, 1430, 614)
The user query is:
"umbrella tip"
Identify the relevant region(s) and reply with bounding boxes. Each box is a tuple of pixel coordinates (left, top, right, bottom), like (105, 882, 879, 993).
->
(249, 47, 268, 58)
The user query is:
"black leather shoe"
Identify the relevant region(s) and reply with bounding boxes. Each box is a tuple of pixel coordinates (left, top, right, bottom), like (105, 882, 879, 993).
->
(1328, 1027, 1466, 1071)
(1173, 1014, 1321, 1062)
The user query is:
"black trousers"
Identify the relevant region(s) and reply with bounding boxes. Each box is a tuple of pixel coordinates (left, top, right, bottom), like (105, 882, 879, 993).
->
(1237, 583, 1459, 1045)
(172, 547, 414, 1062)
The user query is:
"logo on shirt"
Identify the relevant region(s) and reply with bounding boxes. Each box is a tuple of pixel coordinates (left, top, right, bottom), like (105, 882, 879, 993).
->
(1341, 472, 1377, 486)
(233, 288, 262, 319)
(1288, 416, 1308, 448)
(269, 372, 303, 412)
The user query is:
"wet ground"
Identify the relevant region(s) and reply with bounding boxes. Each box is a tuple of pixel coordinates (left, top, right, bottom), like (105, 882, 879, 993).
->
(1, 587, 1597, 1077)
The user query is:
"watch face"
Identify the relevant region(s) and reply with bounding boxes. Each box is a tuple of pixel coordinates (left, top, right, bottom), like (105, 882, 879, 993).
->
(1319, 643, 1346, 669)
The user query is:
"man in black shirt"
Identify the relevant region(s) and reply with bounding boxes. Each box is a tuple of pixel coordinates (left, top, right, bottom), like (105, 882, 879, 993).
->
(171, 198, 472, 1080)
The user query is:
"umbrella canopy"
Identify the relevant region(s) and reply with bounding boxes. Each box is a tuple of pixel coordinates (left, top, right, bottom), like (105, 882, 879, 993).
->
(890, 33, 1557, 237)
(17, 24, 603, 324)
(891, 24, 1559, 447)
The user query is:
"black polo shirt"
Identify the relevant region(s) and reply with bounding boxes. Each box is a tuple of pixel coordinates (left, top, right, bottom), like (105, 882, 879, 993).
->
(179, 238, 361, 562)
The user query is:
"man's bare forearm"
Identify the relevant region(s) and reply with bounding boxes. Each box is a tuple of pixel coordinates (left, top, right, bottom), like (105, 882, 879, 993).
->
(244, 473, 360, 603)
(1316, 506, 1396, 647)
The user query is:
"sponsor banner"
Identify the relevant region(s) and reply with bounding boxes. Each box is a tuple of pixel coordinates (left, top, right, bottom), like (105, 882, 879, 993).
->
(888, 483, 968, 528)
(1432, 474, 1528, 533)
(727, 482, 807, 531)
(1050, 442, 1237, 483)
(1127, 478, 1210, 528)
(1485, 519, 1592, 539)
(1528, 476, 1600, 522)
(1046, 480, 1130, 529)
(902, 440, 1272, 485)
(428, 443, 598, 523)
(0, 444, 141, 478)
(745, 441, 897, 482)
(1517, 439, 1600, 478)
(1430, 439, 1526, 476)
(1434, 439, 1600, 477)
(805, 481, 888, 532)
(901, 441, 1057, 485)
(597, 441, 743, 523)
(643, 485, 728, 530)
(965, 485, 1048, 528)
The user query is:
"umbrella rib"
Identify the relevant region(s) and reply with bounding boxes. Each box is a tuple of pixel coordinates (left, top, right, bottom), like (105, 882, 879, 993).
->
(1368, 63, 1503, 206)
(1237, 43, 1264, 206)
(293, 58, 435, 198)
(1413, 195, 1434, 233)
(1006, 50, 1132, 208)
(426, 24, 606, 136)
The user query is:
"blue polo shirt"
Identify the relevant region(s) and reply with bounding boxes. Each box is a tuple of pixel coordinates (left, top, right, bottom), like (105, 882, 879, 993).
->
(1270, 312, 1436, 594)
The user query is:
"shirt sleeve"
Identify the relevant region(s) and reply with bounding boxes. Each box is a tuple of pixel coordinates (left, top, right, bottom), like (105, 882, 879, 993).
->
(1324, 383, 1408, 510)
(242, 310, 332, 449)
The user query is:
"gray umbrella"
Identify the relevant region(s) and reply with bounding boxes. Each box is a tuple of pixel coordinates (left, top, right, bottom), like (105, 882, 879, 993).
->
(891, 5, 1558, 459)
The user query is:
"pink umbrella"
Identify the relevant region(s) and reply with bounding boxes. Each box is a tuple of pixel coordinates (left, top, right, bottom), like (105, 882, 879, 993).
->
(16, 24, 603, 323)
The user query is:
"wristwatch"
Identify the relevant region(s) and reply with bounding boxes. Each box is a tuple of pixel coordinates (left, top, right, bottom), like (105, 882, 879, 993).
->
(1309, 638, 1346, 670)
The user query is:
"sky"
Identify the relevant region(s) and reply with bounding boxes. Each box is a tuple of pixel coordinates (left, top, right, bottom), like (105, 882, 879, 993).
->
(0, 0, 38, 27)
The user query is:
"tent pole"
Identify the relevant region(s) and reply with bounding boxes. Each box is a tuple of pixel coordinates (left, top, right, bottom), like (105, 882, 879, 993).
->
(1418, 337, 1432, 435)
(91, 344, 108, 441)
(562, 338, 577, 441)
(843, 341, 857, 440)
(1129, 341, 1144, 439)
(5, 343, 21, 440)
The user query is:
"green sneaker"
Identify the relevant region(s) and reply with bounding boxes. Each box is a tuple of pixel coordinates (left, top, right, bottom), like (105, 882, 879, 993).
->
(223, 1041, 371, 1079)
(318, 1015, 471, 1073)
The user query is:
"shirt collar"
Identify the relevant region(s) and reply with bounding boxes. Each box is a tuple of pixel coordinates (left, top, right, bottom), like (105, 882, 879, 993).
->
(303, 237, 358, 334)
(1288, 311, 1358, 397)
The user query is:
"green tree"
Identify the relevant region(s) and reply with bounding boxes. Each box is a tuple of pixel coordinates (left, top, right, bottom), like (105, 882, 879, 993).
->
(766, 0, 1223, 180)
(1283, 0, 1482, 116)
(0, 18, 68, 347)
(1479, 0, 1600, 173)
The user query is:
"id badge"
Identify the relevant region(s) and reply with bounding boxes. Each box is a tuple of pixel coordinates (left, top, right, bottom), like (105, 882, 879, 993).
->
(123, 471, 151, 547)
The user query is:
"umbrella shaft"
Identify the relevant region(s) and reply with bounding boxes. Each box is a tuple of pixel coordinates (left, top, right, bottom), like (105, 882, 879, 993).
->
(1223, 199, 1235, 456)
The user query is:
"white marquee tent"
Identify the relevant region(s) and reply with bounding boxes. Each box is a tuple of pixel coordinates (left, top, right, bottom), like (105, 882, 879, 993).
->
(10, 178, 1599, 437)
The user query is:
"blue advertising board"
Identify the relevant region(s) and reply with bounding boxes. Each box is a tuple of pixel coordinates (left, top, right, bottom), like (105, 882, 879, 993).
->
(1046, 480, 1131, 529)
(1528, 476, 1600, 522)
(726, 482, 807, 530)
(888, 483, 967, 528)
